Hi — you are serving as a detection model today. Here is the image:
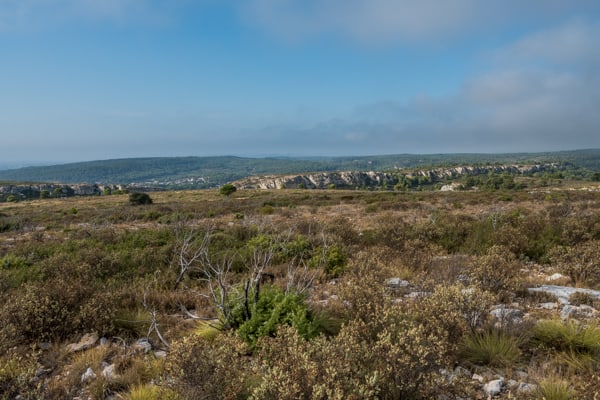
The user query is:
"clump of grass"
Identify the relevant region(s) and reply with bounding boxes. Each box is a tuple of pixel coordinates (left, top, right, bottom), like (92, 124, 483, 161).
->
(532, 319, 600, 355)
(459, 329, 521, 367)
(193, 320, 222, 342)
(536, 378, 573, 400)
(121, 384, 181, 400)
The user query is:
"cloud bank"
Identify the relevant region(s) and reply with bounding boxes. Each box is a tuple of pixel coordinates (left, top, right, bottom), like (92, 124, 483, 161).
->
(244, 18, 600, 154)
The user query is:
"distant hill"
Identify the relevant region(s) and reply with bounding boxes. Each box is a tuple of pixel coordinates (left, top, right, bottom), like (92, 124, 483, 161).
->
(0, 150, 598, 189)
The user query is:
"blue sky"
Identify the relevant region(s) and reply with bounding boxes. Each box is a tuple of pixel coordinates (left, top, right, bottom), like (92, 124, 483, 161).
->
(1, 0, 600, 164)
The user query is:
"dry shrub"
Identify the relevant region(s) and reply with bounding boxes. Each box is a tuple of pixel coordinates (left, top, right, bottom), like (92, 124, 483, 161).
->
(252, 309, 449, 400)
(549, 241, 600, 287)
(492, 224, 528, 258)
(467, 245, 521, 300)
(166, 332, 253, 399)
(0, 350, 39, 399)
(333, 255, 390, 323)
(2, 278, 116, 343)
(417, 284, 495, 345)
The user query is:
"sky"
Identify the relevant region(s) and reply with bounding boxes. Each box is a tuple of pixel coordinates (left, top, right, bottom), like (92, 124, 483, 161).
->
(1, 0, 600, 164)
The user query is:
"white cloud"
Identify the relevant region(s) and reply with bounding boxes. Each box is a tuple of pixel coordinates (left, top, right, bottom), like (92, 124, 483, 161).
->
(238, 0, 600, 44)
(494, 19, 600, 66)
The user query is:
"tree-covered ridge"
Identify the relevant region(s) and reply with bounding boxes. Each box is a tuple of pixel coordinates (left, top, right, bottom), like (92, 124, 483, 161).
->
(0, 150, 598, 188)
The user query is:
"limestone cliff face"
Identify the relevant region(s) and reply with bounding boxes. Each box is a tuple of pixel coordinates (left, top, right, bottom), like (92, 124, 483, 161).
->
(407, 164, 547, 179)
(233, 164, 552, 190)
(235, 171, 398, 190)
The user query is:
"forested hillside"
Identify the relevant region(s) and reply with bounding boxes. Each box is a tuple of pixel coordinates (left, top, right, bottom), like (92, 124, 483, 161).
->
(0, 150, 598, 188)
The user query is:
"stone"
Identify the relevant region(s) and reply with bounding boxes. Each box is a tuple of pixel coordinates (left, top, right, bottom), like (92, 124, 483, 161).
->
(539, 302, 558, 310)
(528, 285, 600, 306)
(518, 383, 537, 393)
(100, 337, 109, 346)
(154, 350, 167, 358)
(101, 364, 118, 380)
(66, 333, 99, 353)
(561, 304, 599, 320)
(506, 379, 519, 388)
(81, 367, 96, 383)
(472, 373, 484, 383)
(546, 273, 568, 281)
(385, 277, 410, 289)
(35, 367, 52, 378)
(489, 306, 524, 323)
(133, 338, 152, 353)
(483, 378, 504, 396)
(404, 291, 430, 299)
(514, 370, 528, 380)
(38, 342, 52, 351)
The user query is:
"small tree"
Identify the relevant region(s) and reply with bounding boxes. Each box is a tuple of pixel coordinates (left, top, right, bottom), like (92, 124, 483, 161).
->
(129, 192, 153, 205)
(219, 184, 237, 196)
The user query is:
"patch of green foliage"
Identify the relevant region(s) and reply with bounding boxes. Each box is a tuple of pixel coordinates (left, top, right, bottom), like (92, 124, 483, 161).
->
(230, 286, 325, 345)
(129, 192, 153, 205)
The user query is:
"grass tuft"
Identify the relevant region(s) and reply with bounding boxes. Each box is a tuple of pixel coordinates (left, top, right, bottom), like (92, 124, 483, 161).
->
(536, 378, 573, 400)
(532, 319, 600, 355)
(459, 329, 521, 367)
(120, 383, 181, 400)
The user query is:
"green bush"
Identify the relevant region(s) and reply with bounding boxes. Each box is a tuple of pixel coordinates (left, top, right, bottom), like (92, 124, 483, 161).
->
(129, 192, 153, 205)
(310, 244, 346, 277)
(219, 184, 237, 196)
(230, 286, 324, 345)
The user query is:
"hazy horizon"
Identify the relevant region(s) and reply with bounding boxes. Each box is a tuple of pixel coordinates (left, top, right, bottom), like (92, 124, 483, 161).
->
(2, 1, 600, 163)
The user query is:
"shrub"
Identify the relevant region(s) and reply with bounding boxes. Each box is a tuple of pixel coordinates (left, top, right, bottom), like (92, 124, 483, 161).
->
(259, 204, 274, 215)
(252, 308, 450, 399)
(219, 184, 237, 196)
(0, 352, 38, 399)
(418, 284, 495, 344)
(549, 241, 600, 287)
(459, 329, 521, 367)
(310, 243, 346, 277)
(230, 286, 325, 345)
(467, 245, 520, 299)
(129, 192, 153, 205)
(166, 333, 252, 399)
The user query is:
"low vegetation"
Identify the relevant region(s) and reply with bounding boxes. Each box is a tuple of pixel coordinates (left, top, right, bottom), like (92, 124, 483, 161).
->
(0, 182, 600, 398)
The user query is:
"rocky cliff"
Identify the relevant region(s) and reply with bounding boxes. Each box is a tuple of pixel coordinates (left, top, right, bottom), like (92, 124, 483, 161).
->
(235, 171, 398, 190)
(233, 164, 552, 190)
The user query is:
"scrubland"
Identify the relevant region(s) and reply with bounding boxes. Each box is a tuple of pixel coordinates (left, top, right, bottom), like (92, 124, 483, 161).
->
(1, 186, 600, 399)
